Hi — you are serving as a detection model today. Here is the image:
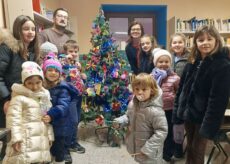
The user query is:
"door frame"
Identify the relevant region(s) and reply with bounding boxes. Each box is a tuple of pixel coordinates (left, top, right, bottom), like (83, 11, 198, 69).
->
(102, 4, 167, 48)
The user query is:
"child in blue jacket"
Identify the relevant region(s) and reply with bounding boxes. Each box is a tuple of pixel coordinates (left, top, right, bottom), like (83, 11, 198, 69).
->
(42, 58, 79, 164)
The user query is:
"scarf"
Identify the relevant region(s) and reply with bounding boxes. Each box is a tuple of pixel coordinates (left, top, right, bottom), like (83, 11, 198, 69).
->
(132, 43, 141, 68)
(151, 67, 172, 86)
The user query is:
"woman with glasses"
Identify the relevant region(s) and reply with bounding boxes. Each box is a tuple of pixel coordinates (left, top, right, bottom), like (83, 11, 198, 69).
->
(125, 21, 145, 75)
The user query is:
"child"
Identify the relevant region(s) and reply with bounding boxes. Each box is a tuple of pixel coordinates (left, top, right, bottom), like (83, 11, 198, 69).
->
(151, 49, 180, 162)
(113, 73, 168, 164)
(169, 33, 190, 77)
(62, 40, 86, 93)
(172, 25, 230, 164)
(61, 40, 86, 155)
(40, 41, 58, 60)
(170, 33, 189, 160)
(139, 34, 158, 74)
(42, 58, 79, 164)
(3, 61, 54, 164)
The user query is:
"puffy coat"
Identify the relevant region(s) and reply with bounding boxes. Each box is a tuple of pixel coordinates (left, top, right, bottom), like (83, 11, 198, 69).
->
(172, 47, 230, 139)
(115, 87, 168, 164)
(47, 81, 79, 137)
(160, 71, 180, 110)
(3, 84, 54, 164)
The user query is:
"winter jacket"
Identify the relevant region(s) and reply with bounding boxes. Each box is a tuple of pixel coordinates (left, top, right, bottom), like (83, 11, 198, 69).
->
(62, 63, 85, 95)
(139, 51, 154, 74)
(115, 87, 168, 164)
(172, 51, 189, 77)
(172, 47, 230, 139)
(47, 81, 79, 137)
(3, 84, 54, 164)
(0, 28, 37, 128)
(160, 71, 180, 110)
(61, 62, 84, 124)
(125, 43, 140, 75)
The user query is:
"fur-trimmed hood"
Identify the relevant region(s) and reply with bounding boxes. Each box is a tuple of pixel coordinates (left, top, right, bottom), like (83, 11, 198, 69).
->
(0, 28, 19, 53)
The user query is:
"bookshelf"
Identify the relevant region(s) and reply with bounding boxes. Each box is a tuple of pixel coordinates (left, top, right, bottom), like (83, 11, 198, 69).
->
(33, 11, 74, 37)
(168, 16, 230, 48)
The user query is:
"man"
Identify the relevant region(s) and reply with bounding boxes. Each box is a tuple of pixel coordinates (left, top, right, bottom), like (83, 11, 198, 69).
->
(38, 8, 70, 54)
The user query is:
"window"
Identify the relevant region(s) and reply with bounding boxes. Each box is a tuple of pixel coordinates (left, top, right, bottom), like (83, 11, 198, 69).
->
(105, 12, 156, 50)
(102, 5, 167, 49)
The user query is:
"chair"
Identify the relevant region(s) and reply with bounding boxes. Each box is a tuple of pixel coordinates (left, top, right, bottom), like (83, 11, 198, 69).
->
(206, 113, 230, 164)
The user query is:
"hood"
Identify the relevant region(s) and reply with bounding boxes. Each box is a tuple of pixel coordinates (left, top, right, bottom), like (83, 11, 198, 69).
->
(57, 81, 79, 97)
(11, 83, 51, 102)
(0, 28, 19, 53)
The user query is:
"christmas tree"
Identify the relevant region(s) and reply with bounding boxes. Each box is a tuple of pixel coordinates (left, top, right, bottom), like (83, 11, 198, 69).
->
(81, 8, 131, 135)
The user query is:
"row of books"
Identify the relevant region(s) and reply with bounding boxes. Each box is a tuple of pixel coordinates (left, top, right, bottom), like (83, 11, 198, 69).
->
(176, 17, 230, 32)
(183, 36, 230, 48)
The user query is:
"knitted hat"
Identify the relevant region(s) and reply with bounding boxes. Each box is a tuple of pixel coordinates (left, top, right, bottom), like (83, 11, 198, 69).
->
(42, 58, 62, 74)
(44, 52, 57, 61)
(21, 61, 44, 83)
(153, 49, 172, 65)
(40, 41, 58, 57)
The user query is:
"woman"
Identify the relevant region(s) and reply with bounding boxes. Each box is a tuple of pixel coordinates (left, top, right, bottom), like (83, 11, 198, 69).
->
(125, 21, 144, 75)
(0, 15, 40, 159)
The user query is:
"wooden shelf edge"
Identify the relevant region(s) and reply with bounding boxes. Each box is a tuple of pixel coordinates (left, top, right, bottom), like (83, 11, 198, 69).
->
(33, 11, 53, 26)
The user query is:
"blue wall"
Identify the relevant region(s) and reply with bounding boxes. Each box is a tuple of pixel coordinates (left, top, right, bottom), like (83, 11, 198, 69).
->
(102, 4, 167, 48)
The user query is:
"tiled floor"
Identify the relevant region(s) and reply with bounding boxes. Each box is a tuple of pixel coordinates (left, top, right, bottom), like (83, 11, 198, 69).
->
(73, 122, 230, 164)
(71, 139, 230, 164)
(72, 139, 137, 164)
(1, 122, 229, 164)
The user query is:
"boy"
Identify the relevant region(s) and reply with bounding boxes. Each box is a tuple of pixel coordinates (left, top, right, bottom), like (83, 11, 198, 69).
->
(60, 40, 86, 163)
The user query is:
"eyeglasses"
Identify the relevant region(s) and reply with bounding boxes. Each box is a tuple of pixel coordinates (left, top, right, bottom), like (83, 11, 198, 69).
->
(56, 14, 68, 20)
(131, 28, 141, 32)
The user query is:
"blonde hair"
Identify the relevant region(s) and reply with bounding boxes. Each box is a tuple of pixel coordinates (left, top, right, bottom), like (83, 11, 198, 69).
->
(132, 73, 158, 98)
(189, 25, 223, 63)
(169, 33, 189, 54)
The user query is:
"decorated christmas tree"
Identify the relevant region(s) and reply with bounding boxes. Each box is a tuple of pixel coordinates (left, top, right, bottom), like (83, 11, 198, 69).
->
(81, 8, 131, 133)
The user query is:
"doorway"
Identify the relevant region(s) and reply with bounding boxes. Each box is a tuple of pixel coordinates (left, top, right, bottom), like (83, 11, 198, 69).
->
(102, 4, 167, 49)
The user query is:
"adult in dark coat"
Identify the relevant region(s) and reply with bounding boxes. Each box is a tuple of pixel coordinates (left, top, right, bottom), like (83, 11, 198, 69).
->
(0, 15, 40, 159)
(172, 25, 230, 164)
(125, 21, 144, 75)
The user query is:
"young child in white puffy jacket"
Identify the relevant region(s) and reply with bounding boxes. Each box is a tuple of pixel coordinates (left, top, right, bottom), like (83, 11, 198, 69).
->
(113, 73, 168, 164)
(3, 61, 54, 164)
